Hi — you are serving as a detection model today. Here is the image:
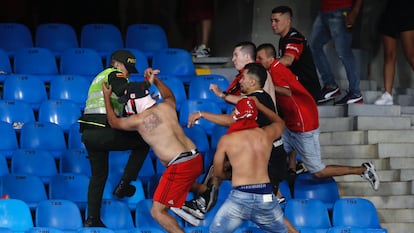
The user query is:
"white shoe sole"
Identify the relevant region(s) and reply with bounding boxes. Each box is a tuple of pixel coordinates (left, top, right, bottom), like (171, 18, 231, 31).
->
(171, 207, 201, 226)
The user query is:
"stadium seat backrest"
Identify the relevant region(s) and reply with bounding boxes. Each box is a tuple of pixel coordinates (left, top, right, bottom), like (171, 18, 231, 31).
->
(284, 198, 332, 229)
(1, 174, 48, 210)
(0, 199, 34, 232)
(77, 227, 115, 233)
(35, 23, 79, 58)
(0, 121, 18, 159)
(0, 48, 12, 82)
(179, 99, 222, 135)
(0, 100, 35, 132)
(13, 47, 58, 82)
(38, 99, 82, 133)
(188, 74, 230, 111)
(67, 122, 86, 150)
(2, 75, 48, 111)
(0, 23, 33, 57)
(11, 149, 58, 184)
(100, 199, 135, 230)
(49, 173, 90, 210)
(60, 48, 104, 79)
(332, 198, 382, 228)
(19, 121, 67, 159)
(183, 125, 210, 154)
(151, 48, 196, 84)
(327, 226, 387, 233)
(294, 172, 340, 211)
(81, 24, 124, 58)
(36, 199, 83, 231)
(49, 74, 90, 110)
(59, 149, 91, 176)
(126, 24, 168, 59)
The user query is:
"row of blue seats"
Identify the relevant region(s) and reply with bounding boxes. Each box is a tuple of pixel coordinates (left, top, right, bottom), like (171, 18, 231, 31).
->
(0, 72, 231, 111)
(0, 46, 198, 84)
(0, 22, 168, 59)
(0, 196, 387, 233)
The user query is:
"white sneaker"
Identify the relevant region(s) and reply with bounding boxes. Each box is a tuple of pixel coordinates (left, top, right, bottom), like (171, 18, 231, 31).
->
(171, 207, 200, 226)
(191, 44, 211, 58)
(361, 161, 380, 191)
(374, 92, 393, 105)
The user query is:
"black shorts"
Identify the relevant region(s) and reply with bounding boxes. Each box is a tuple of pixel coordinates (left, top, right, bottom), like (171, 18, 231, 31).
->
(379, 0, 414, 38)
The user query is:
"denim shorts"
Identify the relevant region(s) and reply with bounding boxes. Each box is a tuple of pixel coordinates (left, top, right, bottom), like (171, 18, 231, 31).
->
(209, 189, 287, 233)
(282, 127, 326, 173)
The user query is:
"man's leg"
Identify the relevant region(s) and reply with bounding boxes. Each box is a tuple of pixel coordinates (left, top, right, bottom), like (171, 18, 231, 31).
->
(151, 201, 184, 233)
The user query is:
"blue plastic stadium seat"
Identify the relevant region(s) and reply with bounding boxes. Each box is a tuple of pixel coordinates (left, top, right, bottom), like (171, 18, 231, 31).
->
(77, 227, 115, 233)
(0, 48, 12, 82)
(1, 174, 48, 210)
(49, 74, 90, 111)
(284, 198, 332, 233)
(2, 75, 48, 111)
(0, 23, 33, 58)
(332, 198, 386, 231)
(327, 226, 388, 233)
(38, 99, 82, 133)
(59, 149, 91, 177)
(35, 23, 79, 58)
(26, 227, 65, 233)
(126, 24, 168, 59)
(48, 173, 90, 210)
(0, 121, 18, 159)
(11, 149, 58, 184)
(60, 48, 104, 82)
(81, 24, 124, 59)
(188, 74, 231, 111)
(294, 172, 340, 211)
(36, 199, 83, 233)
(67, 122, 86, 150)
(179, 99, 222, 136)
(99, 199, 135, 232)
(0, 199, 34, 232)
(151, 48, 196, 84)
(19, 121, 67, 159)
(0, 100, 35, 132)
(135, 199, 183, 229)
(13, 47, 58, 83)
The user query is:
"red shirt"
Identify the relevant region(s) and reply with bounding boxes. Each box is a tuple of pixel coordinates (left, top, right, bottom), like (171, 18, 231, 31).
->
(321, 0, 353, 12)
(268, 61, 319, 132)
(225, 68, 245, 96)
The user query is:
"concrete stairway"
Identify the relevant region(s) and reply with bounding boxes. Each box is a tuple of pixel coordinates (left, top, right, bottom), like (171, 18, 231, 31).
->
(318, 102, 414, 233)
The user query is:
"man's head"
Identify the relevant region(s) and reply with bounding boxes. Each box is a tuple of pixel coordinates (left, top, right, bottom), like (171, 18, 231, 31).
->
(232, 41, 256, 71)
(118, 82, 156, 114)
(227, 97, 259, 134)
(239, 62, 267, 94)
(256, 43, 277, 70)
(111, 50, 138, 74)
(271, 6, 293, 37)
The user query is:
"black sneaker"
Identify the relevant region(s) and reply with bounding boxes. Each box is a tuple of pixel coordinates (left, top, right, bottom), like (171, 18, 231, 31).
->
(113, 179, 136, 198)
(181, 200, 205, 220)
(319, 85, 340, 102)
(335, 92, 363, 105)
(84, 216, 106, 227)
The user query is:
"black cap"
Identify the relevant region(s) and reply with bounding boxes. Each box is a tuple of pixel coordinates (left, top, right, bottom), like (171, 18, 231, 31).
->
(118, 82, 150, 104)
(111, 50, 138, 73)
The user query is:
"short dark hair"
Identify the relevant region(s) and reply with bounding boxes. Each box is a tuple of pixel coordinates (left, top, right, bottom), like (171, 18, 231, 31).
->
(244, 62, 267, 88)
(257, 43, 277, 59)
(234, 41, 257, 60)
(271, 5, 293, 18)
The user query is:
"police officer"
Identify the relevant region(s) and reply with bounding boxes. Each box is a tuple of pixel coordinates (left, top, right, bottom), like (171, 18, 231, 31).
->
(78, 50, 150, 227)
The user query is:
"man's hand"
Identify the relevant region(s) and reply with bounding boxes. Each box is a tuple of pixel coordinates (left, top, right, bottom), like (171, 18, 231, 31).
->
(187, 111, 202, 128)
(102, 82, 112, 100)
(209, 84, 223, 97)
(144, 68, 160, 85)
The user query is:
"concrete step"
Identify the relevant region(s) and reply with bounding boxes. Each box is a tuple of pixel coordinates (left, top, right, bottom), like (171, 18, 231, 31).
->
(318, 105, 345, 117)
(348, 104, 401, 117)
(381, 223, 414, 233)
(397, 94, 414, 106)
(319, 117, 354, 132)
(401, 169, 414, 181)
(367, 130, 414, 143)
(320, 130, 366, 145)
(378, 143, 414, 158)
(338, 181, 411, 196)
(321, 144, 377, 159)
(356, 116, 412, 130)
(390, 157, 414, 170)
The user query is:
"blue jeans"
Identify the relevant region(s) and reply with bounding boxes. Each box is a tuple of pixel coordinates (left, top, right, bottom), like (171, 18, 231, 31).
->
(309, 7, 361, 95)
(209, 189, 287, 233)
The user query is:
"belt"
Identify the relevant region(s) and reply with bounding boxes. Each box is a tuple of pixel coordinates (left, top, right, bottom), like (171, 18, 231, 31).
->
(273, 138, 283, 148)
(168, 149, 199, 166)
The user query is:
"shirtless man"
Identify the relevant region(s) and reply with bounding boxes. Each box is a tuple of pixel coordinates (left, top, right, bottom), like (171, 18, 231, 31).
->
(102, 69, 203, 233)
(209, 96, 287, 233)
